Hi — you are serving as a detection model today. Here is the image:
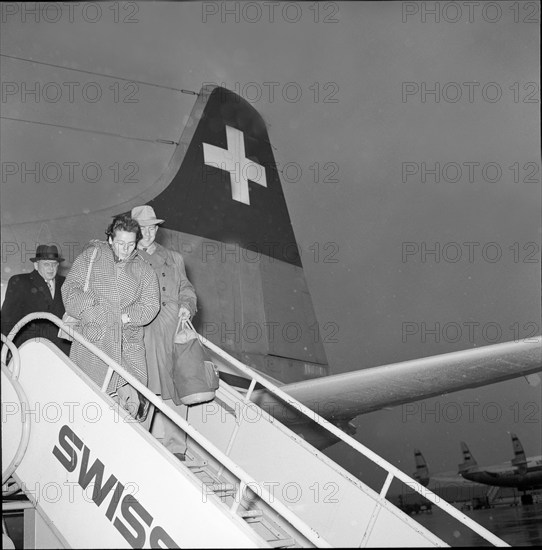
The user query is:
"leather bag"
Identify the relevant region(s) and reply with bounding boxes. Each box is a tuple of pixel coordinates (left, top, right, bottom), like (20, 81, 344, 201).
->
(171, 319, 219, 406)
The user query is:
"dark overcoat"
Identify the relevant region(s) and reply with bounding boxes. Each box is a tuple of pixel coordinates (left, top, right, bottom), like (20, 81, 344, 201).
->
(1, 270, 71, 355)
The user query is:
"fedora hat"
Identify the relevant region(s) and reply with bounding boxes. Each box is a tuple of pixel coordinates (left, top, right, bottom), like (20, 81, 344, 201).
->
(30, 244, 64, 262)
(131, 205, 165, 226)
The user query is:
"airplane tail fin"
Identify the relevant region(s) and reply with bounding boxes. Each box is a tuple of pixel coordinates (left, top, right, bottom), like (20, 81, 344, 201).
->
(146, 85, 329, 376)
(458, 441, 478, 473)
(510, 433, 528, 474)
(147, 84, 302, 266)
(413, 449, 430, 486)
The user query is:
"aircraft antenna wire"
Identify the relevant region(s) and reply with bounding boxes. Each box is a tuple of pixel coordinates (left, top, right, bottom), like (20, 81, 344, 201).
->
(0, 115, 178, 145)
(0, 53, 197, 95)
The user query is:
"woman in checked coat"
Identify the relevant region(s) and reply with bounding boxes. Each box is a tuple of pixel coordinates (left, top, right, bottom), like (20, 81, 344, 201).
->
(62, 214, 160, 410)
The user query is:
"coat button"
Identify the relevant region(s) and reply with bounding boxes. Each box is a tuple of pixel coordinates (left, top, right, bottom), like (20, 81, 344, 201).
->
(162, 302, 166, 306)
(162, 287, 166, 291)
(162, 273, 165, 276)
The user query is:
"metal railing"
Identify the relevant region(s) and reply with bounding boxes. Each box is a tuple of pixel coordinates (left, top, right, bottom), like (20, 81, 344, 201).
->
(199, 335, 511, 547)
(2, 313, 330, 547)
(1, 335, 31, 489)
(3, 313, 514, 546)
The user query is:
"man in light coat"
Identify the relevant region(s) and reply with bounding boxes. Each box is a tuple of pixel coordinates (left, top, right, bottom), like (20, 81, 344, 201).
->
(131, 205, 197, 458)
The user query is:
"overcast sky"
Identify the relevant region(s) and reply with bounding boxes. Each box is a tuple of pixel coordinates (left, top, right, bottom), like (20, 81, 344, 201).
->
(1, 1, 540, 479)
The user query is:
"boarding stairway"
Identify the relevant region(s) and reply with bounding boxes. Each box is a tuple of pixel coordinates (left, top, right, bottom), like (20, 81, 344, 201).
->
(487, 485, 501, 505)
(2, 313, 510, 547)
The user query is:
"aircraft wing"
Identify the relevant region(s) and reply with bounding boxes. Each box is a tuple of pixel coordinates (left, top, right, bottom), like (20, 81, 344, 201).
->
(252, 337, 541, 424)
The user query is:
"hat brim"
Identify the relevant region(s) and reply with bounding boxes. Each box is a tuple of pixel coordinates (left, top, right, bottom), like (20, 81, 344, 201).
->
(137, 219, 165, 226)
(30, 256, 64, 262)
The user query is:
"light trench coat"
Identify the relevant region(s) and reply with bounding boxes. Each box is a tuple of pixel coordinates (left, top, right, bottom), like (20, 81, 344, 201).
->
(138, 243, 197, 399)
(62, 240, 160, 393)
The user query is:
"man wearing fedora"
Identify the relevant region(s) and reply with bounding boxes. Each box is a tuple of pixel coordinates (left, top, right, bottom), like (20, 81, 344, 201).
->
(131, 205, 197, 458)
(1, 244, 71, 355)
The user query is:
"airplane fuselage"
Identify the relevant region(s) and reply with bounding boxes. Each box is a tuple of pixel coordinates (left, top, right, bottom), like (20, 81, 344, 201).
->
(1, 86, 331, 388)
(460, 457, 542, 490)
(2, 84, 542, 454)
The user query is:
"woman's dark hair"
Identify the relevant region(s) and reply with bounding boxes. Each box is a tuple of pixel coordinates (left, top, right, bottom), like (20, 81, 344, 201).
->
(105, 213, 142, 243)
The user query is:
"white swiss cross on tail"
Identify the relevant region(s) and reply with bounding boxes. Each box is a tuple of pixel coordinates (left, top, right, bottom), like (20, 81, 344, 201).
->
(203, 125, 267, 205)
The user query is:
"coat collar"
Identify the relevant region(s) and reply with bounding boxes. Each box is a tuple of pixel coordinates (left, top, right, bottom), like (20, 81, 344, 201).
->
(138, 242, 169, 266)
(30, 269, 56, 298)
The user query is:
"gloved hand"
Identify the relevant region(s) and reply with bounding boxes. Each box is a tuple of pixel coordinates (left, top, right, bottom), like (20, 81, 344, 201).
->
(178, 306, 191, 321)
(116, 384, 140, 418)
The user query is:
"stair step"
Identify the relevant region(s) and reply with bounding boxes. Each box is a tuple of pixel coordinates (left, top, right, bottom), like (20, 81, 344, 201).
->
(207, 483, 236, 494)
(186, 460, 208, 470)
(267, 537, 296, 548)
(240, 509, 263, 521)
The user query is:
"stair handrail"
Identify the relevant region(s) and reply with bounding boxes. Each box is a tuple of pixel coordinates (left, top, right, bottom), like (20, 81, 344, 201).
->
(2, 312, 512, 546)
(198, 333, 512, 548)
(2, 313, 331, 548)
(1, 334, 31, 490)
(1, 330, 21, 379)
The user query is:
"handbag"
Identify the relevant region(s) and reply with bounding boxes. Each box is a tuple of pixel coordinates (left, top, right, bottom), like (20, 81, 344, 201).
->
(172, 319, 219, 406)
(58, 247, 98, 342)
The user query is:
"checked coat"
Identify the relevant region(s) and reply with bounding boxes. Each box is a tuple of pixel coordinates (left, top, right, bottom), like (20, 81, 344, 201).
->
(62, 240, 160, 393)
